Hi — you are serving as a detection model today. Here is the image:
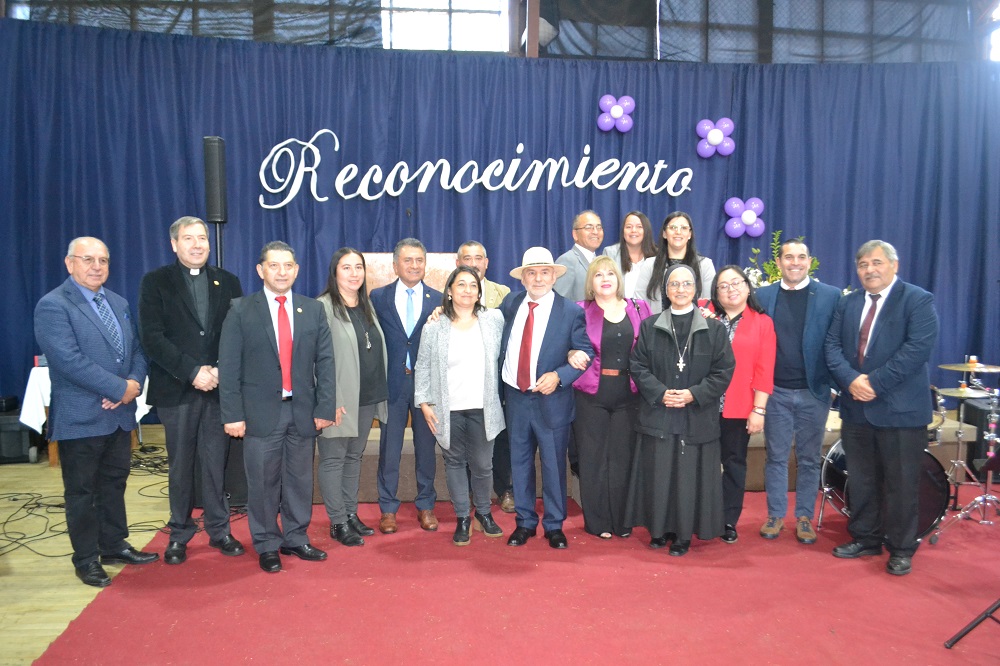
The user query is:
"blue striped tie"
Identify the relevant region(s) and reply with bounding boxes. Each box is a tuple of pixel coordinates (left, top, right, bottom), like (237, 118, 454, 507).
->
(93, 293, 124, 357)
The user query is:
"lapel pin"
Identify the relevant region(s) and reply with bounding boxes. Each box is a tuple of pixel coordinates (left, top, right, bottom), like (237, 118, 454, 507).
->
(297, 307, 303, 313)
(213, 280, 220, 286)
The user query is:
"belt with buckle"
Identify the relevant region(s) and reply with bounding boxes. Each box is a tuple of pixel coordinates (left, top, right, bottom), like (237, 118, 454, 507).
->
(601, 368, 626, 376)
(281, 396, 293, 401)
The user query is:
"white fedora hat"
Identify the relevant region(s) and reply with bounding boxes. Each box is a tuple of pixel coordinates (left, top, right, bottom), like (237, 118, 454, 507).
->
(509, 247, 568, 280)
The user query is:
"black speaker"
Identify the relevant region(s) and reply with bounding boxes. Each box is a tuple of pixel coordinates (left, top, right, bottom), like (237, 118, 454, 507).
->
(193, 437, 248, 508)
(203, 136, 227, 224)
(962, 398, 997, 482)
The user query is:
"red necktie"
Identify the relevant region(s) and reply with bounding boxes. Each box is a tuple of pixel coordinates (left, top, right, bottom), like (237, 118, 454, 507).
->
(857, 293, 880, 365)
(516, 302, 539, 392)
(276, 295, 293, 392)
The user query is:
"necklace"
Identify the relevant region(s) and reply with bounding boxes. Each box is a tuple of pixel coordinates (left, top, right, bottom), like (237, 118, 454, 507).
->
(348, 307, 372, 351)
(669, 316, 691, 372)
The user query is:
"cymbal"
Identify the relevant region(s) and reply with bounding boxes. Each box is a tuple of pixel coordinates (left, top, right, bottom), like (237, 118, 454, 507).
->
(939, 362, 1000, 373)
(937, 387, 990, 399)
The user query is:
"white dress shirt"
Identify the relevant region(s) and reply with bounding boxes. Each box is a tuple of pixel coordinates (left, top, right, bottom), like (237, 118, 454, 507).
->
(502, 290, 555, 391)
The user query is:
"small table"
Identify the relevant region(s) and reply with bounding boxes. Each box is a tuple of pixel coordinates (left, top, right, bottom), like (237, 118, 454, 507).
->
(20, 367, 150, 466)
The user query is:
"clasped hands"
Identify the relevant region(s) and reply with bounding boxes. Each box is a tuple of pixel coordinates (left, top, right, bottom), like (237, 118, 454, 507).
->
(102, 378, 141, 410)
(848, 374, 877, 402)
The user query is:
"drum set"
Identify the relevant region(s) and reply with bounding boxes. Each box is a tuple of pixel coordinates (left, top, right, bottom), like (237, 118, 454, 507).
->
(816, 357, 1000, 544)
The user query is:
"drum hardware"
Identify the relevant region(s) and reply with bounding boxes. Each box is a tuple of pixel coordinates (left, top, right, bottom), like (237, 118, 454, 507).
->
(816, 439, 949, 540)
(944, 596, 1000, 649)
(935, 387, 986, 509)
(929, 389, 1000, 544)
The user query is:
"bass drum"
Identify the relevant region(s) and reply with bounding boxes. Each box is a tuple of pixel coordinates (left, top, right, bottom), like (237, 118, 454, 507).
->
(820, 440, 950, 539)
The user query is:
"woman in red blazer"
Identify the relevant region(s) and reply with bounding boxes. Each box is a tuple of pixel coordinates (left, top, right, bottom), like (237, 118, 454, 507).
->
(708, 265, 776, 545)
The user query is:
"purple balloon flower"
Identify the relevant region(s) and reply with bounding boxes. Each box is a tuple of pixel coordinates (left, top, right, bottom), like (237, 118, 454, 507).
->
(696, 117, 737, 158)
(597, 94, 636, 133)
(722, 196, 765, 240)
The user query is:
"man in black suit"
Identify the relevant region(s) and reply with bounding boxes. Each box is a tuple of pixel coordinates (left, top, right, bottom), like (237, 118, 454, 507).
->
(370, 238, 443, 534)
(219, 241, 337, 573)
(139, 217, 245, 565)
(825, 240, 939, 576)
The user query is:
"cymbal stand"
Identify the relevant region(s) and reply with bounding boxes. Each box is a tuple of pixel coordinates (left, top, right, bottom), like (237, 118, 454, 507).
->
(943, 395, 984, 510)
(930, 389, 1000, 544)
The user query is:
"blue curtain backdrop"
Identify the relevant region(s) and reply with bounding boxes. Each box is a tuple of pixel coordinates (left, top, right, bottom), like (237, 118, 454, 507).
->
(1, 19, 998, 399)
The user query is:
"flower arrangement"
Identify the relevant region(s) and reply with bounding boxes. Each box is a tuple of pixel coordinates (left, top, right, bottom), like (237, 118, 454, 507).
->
(746, 230, 819, 288)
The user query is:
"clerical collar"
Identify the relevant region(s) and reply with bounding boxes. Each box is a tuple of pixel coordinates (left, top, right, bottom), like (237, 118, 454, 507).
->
(670, 305, 695, 314)
(189, 268, 201, 276)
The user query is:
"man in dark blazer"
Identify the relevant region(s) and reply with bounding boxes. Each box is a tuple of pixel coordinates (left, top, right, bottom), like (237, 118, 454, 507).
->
(500, 247, 592, 549)
(554, 210, 604, 302)
(825, 240, 938, 576)
(139, 217, 245, 565)
(754, 240, 841, 545)
(219, 241, 336, 573)
(34, 236, 158, 587)
(370, 238, 443, 534)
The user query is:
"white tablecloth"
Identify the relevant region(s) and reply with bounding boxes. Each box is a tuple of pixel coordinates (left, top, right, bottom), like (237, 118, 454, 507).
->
(20, 366, 150, 434)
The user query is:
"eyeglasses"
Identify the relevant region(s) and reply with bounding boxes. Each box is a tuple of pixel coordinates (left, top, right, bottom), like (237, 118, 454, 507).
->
(717, 279, 746, 293)
(665, 225, 690, 233)
(574, 224, 603, 232)
(70, 255, 110, 267)
(667, 281, 695, 290)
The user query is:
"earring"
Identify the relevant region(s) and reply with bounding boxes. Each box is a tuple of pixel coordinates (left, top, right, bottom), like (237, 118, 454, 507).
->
(448, 295, 453, 300)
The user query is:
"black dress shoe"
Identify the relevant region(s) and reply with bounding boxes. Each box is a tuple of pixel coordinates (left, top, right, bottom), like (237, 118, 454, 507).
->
(544, 529, 568, 549)
(668, 539, 691, 556)
(473, 511, 503, 537)
(649, 532, 675, 549)
(279, 544, 328, 561)
(507, 526, 536, 546)
(454, 517, 472, 546)
(722, 524, 738, 544)
(100, 546, 160, 566)
(164, 541, 187, 565)
(886, 555, 912, 576)
(259, 551, 281, 573)
(347, 513, 375, 537)
(616, 529, 632, 538)
(75, 561, 111, 587)
(332, 523, 364, 547)
(832, 540, 883, 559)
(209, 534, 246, 557)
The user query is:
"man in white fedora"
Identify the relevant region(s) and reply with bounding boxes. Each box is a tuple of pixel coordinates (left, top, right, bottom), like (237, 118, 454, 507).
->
(498, 247, 592, 549)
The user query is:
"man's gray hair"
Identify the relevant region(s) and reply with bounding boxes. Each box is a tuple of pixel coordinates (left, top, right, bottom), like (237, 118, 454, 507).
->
(259, 240, 296, 264)
(66, 236, 108, 257)
(169, 216, 209, 240)
(457, 240, 487, 257)
(856, 239, 898, 263)
(393, 238, 426, 262)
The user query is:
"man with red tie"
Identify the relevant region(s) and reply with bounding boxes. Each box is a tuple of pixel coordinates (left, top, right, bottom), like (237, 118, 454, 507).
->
(825, 240, 938, 576)
(219, 241, 337, 573)
(499, 248, 592, 549)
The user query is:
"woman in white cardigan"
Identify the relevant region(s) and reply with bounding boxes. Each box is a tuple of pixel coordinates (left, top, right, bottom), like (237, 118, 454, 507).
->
(316, 248, 389, 547)
(414, 266, 505, 546)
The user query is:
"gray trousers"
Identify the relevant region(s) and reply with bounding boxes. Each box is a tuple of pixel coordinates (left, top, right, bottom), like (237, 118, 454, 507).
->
(441, 409, 494, 517)
(243, 401, 315, 554)
(317, 403, 376, 525)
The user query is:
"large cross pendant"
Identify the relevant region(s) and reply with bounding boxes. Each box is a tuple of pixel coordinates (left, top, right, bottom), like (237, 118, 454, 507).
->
(677, 358, 686, 372)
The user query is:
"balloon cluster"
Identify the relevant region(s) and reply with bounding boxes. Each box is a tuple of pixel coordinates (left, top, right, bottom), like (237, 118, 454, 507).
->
(724, 197, 766, 238)
(597, 94, 635, 133)
(696, 118, 736, 158)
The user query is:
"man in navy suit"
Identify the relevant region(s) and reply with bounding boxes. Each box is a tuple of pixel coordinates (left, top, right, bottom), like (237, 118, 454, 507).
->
(754, 240, 841, 545)
(500, 247, 592, 549)
(219, 241, 336, 573)
(34, 236, 158, 587)
(139, 217, 245, 565)
(825, 240, 938, 576)
(370, 238, 443, 534)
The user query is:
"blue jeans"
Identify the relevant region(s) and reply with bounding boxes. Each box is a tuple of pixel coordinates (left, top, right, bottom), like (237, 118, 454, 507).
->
(763, 386, 831, 520)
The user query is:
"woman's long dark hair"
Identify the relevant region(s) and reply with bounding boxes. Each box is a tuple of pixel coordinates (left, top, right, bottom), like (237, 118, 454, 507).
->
(616, 210, 657, 275)
(710, 265, 764, 316)
(318, 247, 376, 325)
(441, 266, 485, 321)
(647, 211, 704, 301)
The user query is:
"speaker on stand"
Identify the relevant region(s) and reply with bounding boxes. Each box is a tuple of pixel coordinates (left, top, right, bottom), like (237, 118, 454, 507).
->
(203, 136, 227, 269)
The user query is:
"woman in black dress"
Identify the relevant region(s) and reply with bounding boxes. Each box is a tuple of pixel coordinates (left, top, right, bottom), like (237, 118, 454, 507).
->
(626, 264, 735, 556)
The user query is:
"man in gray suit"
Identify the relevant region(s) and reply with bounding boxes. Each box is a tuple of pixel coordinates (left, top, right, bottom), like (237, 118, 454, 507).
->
(34, 236, 158, 587)
(554, 210, 604, 302)
(219, 241, 337, 573)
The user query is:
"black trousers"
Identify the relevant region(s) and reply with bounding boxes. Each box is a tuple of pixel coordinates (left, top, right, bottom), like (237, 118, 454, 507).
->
(719, 416, 751, 526)
(58, 428, 132, 568)
(841, 421, 925, 557)
(159, 394, 233, 543)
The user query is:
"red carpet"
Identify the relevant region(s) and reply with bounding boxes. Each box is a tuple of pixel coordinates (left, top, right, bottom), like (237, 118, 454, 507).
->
(37, 490, 999, 665)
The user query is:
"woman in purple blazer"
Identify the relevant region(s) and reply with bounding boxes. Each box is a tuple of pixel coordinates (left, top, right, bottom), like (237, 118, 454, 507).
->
(570, 256, 652, 539)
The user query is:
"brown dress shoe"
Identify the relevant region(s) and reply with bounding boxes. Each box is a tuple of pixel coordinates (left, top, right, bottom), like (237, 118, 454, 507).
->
(379, 512, 398, 534)
(498, 490, 516, 514)
(417, 509, 439, 531)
